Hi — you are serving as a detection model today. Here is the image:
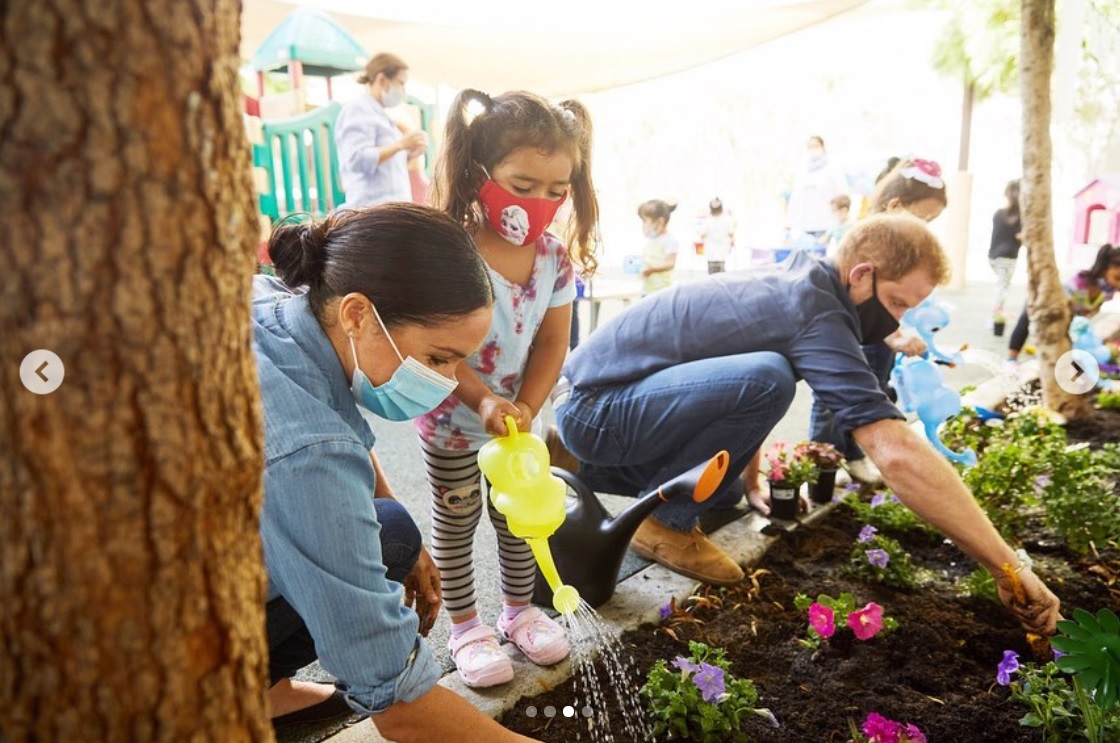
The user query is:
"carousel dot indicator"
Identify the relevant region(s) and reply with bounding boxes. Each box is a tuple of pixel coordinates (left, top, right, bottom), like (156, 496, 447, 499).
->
(563, 705, 575, 717)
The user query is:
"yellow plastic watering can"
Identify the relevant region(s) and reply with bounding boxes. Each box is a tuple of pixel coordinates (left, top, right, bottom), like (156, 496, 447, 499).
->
(477, 415, 581, 615)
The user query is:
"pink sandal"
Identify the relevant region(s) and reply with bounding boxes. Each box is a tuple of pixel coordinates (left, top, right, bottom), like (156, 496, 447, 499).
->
(498, 607, 570, 666)
(448, 624, 514, 688)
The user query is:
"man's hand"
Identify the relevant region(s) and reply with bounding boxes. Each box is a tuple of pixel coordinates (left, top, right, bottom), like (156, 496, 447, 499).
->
(995, 566, 1061, 635)
(404, 546, 442, 636)
(478, 395, 529, 436)
(889, 335, 928, 357)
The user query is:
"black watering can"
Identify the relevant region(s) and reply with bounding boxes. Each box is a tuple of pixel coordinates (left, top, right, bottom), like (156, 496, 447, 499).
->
(532, 450, 730, 609)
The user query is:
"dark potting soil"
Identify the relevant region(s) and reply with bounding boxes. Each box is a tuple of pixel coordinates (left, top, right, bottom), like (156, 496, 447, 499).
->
(502, 504, 1120, 742)
(1066, 405, 1120, 448)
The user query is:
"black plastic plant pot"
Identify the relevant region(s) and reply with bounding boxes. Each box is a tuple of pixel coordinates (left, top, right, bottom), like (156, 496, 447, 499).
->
(769, 481, 799, 520)
(809, 468, 838, 505)
(993, 321, 1006, 337)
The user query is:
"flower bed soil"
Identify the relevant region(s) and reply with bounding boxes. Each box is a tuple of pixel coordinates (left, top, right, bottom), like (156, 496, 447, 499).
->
(502, 409, 1120, 742)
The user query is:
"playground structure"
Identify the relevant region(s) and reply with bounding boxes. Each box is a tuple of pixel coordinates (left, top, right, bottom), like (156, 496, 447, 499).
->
(243, 8, 435, 268)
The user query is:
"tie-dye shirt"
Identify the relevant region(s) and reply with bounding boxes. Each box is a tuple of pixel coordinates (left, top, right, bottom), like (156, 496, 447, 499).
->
(1065, 272, 1116, 316)
(416, 231, 576, 450)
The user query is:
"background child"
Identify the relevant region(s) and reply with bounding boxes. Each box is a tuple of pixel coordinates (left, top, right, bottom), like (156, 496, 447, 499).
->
(1007, 242, 1120, 363)
(700, 197, 735, 274)
(639, 199, 679, 294)
(419, 88, 599, 689)
(824, 194, 854, 256)
(988, 179, 1022, 324)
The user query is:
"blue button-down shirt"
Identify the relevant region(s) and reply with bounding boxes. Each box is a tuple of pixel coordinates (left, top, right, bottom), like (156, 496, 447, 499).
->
(335, 94, 411, 208)
(563, 251, 904, 436)
(251, 277, 440, 715)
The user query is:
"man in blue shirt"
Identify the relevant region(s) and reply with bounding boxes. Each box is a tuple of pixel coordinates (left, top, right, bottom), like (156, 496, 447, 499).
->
(554, 214, 1060, 637)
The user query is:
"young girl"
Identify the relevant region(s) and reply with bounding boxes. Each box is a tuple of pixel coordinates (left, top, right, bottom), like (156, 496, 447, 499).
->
(1007, 243, 1120, 362)
(638, 199, 679, 294)
(417, 89, 599, 688)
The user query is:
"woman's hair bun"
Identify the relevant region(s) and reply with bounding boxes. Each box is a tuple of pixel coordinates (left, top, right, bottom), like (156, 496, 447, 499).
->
(269, 217, 328, 288)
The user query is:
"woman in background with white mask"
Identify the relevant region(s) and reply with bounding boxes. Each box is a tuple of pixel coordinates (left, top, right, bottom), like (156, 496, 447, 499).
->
(336, 52, 428, 207)
(253, 204, 539, 743)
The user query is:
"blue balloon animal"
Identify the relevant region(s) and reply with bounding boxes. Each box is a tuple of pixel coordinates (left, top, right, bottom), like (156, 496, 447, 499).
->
(891, 356, 978, 467)
(900, 298, 963, 366)
(1069, 316, 1112, 365)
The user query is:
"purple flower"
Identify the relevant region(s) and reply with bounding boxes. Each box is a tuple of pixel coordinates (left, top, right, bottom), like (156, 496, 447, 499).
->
(659, 602, 672, 620)
(672, 656, 699, 676)
(889, 493, 901, 504)
(870, 492, 888, 508)
(1053, 648, 1067, 660)
(866, 548, 890, 568)
(844, 482, 862, 493)
(996, 650, 1020, 686)
(1034, 474, 1052, 494)
(858, 524, 878, 543)
(692, 662, 726, 703)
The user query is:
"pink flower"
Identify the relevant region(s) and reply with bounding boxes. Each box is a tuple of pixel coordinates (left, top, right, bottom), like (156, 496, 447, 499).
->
(807, 602, 836, 638)
(901, 723, 927, 743)
(910, 158, 942, 178)
(862, 712, 901, 742)
(848, 602, 885, 641)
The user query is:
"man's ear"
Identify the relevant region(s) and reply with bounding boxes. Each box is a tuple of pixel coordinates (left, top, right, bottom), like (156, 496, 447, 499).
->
(847, 262, 875, 287)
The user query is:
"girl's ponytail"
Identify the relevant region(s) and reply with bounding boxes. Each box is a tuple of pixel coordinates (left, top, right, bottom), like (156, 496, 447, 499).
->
(432, 89, 493, 234)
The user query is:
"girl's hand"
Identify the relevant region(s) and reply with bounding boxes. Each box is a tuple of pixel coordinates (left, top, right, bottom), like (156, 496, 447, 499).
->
(890, 336, 928, 357)
(478, 395, 522, 436)
(512, 401, 535, 432)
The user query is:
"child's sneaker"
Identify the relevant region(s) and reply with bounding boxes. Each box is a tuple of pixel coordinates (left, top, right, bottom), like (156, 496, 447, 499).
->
(497, 607, 570, 666)
(448, 625, 514, 688)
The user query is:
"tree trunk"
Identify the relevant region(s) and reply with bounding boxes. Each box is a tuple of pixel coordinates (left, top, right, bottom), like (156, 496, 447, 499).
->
(1020, 0, 1089, 419)
(958, 80, 975, 172)
(0, 1, 272, 741)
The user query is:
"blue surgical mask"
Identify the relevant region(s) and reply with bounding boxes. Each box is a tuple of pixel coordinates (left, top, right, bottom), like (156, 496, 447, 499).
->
(348, 305, 458, 421)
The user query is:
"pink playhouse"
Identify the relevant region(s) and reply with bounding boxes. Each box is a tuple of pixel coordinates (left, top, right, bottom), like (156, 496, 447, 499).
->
(1073, 175, 1120, 247)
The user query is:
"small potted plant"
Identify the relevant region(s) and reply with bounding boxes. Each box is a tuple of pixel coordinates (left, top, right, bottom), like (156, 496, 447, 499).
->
(795, 440, 845, 504)
(993, 312, 1007, 337)
(764, 442, 817, 520)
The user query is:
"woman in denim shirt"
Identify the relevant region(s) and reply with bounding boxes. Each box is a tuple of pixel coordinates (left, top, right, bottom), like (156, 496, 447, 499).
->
(253, 204, 537, 742)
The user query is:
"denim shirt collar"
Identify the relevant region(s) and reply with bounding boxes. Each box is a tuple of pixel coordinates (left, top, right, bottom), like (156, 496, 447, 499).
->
(278, 293, 355, 414)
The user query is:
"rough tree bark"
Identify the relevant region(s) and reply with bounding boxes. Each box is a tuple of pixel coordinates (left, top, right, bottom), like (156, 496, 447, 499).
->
(0, 1, 272, 740)
(1021, 0, 1089, 419)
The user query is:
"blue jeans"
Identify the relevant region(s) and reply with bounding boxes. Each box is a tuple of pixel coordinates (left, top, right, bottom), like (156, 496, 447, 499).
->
(266, 498, 421, 684)
(555, 352, 797, 531)
(809, 341, 895, 461)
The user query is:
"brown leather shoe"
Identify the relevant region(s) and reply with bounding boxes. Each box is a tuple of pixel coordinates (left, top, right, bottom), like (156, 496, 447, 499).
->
(629, 517, 744, 586)
(545, 425, 581, 474)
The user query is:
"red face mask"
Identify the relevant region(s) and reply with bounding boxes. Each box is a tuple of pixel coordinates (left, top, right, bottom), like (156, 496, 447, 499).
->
(478, 178, 567, 247)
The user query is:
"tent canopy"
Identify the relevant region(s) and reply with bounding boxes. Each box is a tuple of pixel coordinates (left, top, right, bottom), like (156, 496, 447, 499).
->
(241, 0, 869, 97)
(250, 7, 368, 76)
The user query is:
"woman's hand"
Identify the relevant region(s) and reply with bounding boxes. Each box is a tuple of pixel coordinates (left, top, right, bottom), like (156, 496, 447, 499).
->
(404, 546, 442, 636)
(400, 130, 427, 157)
(478, 395, 524, 436)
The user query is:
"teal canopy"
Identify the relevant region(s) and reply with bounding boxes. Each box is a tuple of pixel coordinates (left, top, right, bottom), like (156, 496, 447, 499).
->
(250, 8, 367, 77)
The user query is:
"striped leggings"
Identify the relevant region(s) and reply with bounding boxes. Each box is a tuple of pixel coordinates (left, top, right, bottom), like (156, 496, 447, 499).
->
(419, 439, 537, 618)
